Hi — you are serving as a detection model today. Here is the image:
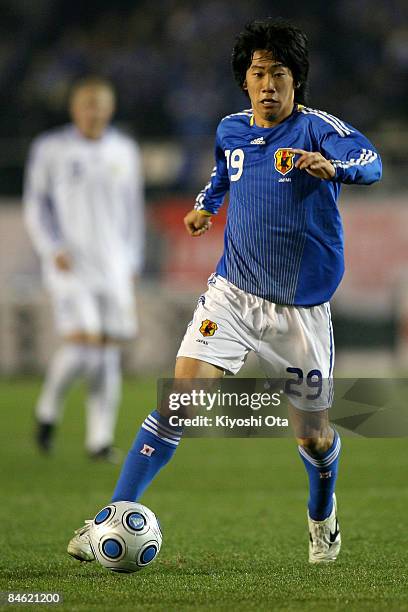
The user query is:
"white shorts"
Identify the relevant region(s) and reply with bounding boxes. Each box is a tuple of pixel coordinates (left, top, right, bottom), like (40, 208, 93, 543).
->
(49, 278, 137, 339)
(177, 274, 334, 410)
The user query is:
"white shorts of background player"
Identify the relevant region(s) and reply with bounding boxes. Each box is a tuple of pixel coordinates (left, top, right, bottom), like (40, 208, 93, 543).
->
(48, 274, 137, 339)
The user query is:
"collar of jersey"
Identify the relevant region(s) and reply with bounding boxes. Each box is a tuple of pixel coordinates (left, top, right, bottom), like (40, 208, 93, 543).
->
(71, 124, 111, 143)
(249, 103, 302, 128)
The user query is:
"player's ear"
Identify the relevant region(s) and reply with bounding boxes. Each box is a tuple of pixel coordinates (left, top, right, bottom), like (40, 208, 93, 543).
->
(242, 79, 248, 91)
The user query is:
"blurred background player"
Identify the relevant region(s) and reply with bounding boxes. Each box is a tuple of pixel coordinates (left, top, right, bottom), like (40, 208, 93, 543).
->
(23, 77, 144, 461)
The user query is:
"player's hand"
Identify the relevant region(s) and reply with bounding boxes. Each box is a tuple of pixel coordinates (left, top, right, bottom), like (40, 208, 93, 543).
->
(53, 250, 72, 271)
(184, 209, 212, 237)
(290, 149, 335, 180)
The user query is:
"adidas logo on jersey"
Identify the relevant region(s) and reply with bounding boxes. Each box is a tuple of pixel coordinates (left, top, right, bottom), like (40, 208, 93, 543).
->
(250, 137, 266, 145)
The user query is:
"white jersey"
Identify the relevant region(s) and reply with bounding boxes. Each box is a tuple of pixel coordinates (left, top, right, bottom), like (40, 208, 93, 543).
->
(23, 125, 144, 292)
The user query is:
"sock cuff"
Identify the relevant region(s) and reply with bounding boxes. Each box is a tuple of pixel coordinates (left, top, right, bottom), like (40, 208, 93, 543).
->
(141, 410, 183, 447)
(298, 431, 341, 469)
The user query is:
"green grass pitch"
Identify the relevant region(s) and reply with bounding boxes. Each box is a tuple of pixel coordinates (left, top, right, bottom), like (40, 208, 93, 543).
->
(1, 378, 408, 611)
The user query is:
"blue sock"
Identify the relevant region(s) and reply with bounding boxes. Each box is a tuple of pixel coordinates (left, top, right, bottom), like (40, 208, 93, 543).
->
(298, 430, 341, 521)
(112, 410, 182, 502)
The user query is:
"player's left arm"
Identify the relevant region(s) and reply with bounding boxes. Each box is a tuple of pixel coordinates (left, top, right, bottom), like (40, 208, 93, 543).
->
(290, 149, 336, 180)
(294, 118, 382, 185)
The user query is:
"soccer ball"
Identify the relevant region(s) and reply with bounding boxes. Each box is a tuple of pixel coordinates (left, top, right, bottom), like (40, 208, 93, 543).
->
(88, 501, 162, 573)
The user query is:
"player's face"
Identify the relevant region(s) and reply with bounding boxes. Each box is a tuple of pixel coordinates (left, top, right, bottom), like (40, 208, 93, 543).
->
(70, 86, 115, 139)
(244, 50, 295, 128)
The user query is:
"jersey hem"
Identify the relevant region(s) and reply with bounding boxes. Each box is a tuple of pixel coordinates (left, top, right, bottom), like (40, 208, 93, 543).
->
(215, 273, 329, 308)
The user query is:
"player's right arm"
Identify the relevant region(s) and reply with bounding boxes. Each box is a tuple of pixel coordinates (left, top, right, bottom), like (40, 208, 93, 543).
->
(184, 126, 229, 237)
(23, 136, 70, 269)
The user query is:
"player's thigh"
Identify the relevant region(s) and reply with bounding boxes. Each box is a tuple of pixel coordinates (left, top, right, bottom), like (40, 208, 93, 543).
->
(177, 278, 254, 376)
(175, 357, 224, 378)
(99, 289, 137, 341)
(49, 281, 101, 337)
(259, 302, 334, 410)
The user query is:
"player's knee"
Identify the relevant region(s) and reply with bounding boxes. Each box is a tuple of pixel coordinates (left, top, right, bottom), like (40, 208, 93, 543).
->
(158, 375, 200, 418)
(297, 434, 333, 456)
(155, 358, 223, 418)
(63, 332, 104, 345)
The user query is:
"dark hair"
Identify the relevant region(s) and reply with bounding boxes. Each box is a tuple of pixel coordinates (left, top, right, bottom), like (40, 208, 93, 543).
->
(69, 76, 116, 101)
(232, 19, 309, 104)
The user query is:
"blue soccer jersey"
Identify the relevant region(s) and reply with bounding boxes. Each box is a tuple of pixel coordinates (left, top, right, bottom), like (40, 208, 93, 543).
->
(195, 104, 382, 306)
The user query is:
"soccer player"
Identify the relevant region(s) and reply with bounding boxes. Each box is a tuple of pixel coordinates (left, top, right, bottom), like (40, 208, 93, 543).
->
(24, 77, 144, 461)
(67, 20, 381, 562)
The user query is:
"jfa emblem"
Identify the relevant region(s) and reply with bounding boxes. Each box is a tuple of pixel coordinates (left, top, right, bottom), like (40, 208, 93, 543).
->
(199, 319, 218, 337)
(274, 149, 295, 175)
(140, 444, 155, 456)
(319, 470, 332, 479)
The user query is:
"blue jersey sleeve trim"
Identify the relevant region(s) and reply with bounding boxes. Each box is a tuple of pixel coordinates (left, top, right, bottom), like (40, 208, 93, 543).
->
(195, 125, 230, 215)
(301, 107, 382, 185)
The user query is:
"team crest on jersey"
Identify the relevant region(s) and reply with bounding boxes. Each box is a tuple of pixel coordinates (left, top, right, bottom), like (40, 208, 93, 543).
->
(274, 149, 295, 175)
(199, 319, 218, 337)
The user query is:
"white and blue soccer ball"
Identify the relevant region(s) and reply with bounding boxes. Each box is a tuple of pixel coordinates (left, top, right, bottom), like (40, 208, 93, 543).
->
(89, 501, 162, 573)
